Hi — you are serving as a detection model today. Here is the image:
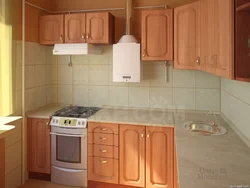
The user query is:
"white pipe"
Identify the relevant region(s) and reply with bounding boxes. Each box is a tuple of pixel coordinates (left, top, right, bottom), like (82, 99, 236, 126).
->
(25, 1, 167, 14)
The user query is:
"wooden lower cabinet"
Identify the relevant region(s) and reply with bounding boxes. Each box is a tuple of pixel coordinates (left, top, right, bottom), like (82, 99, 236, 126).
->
(0, 139, 5, 188)
(146, 127, 174, 188)
(119, 125, 145, 187)
(27, 118, 51, 174)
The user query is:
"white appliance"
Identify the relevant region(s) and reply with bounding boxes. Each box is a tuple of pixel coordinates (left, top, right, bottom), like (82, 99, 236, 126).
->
(53, 43, 102, 55)
(50, 106, 100, 187)
(113, 0, 141, 82)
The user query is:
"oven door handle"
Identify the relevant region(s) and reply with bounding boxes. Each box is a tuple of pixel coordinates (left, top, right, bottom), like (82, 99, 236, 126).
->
(50, 132, 85, 137)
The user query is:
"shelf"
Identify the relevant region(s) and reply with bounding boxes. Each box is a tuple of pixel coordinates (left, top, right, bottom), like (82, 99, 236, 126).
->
(237, 2, 250, 11)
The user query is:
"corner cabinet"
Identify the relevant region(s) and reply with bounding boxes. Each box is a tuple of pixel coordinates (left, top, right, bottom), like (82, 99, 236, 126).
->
(27, 118, 51, 174)
(40, 12, 114, 45)
(40, 15, 64, 45)
(141, 9, 173, 61)
(174, 1, 201, 70)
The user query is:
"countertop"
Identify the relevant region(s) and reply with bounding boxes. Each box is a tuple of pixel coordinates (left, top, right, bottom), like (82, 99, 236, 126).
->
(174, 111, 250, 188)
(0, 116, 22, 139)
(88, 108, 174, 127)
(26, 104, 65, 119)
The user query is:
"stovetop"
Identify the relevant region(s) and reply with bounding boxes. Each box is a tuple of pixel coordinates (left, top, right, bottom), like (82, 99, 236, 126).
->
(53, 106, 101, 118)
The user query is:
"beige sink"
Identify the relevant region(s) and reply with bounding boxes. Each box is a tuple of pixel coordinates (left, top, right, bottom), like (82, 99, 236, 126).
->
(183, 121, 227, 136)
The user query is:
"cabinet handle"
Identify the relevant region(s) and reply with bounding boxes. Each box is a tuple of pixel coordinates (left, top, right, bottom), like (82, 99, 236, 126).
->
(100, 128, 108, 131)
(99, 137, 108, 140)
(142, 49, 147, 57)
(99, 160, 108, 164)
(147, 130, 151, 139)
(141, 133, 144, 138)
(81, 33, 85, 39)
(60, 34, 63, 41)
(196, 56, 200, 65)
(86, 33, 90, 39)
(99, 149, 108, 153)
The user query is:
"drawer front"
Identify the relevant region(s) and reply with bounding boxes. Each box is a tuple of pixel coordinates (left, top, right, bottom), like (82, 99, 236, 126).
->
(94, 145, 118, 159)
(94, 133, 117, 146)
(88, 157, 118, 184)
(88, 122, 118, 134)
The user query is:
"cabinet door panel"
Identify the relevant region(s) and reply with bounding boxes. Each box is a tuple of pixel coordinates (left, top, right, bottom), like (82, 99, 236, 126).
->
(146, 127, 174, 188)
(40, 15, 64, 45)
(65, 14, 86, 43)
(119, 125, 145, 187)
(142, 10, 173, 61)
(174, 2, 200, 70)
(0, 139, 5, 188)
(86, 12, 114, 44)
(27, 118, 50, 174)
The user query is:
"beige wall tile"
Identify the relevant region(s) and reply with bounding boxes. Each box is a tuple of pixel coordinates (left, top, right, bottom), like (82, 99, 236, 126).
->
(15, 90, 22, 115)
(5, 141, 21, 174)
(73, 85, 89, 106)
(25, 42, 36, 65)
(149, 87, 173, 109)
(57, 55, 70, 65)
(195, 89, 220, 111)
(35, 86, 47, 108)
(109, 86, 129, 107)
(73, 65, 89, 85)
(15, 41, 22, 66)
(196, 71, 220, 89)
(173, 88, 195, 110)
(46, 85, 58, 104)
(173, 69, 196, 88)
(58, 85, 72, 105)
(46, 65, 53, 85)
(15, 65, 22, 91)
(72, 55, 88, 65)
(88, 65, 109, 85)
(88, 54, 110, 65)
(25, 88, 36, 112)
(51, 64, 58, 84)
(129, 62, 150, 87)
(35, 45, 46, 65)
(35, 65, 46, 87)
(58, 65, 72, 84)
(129, 87, 149, 108)
(25, 65, 35, 89)
(88, 86, 109, 107)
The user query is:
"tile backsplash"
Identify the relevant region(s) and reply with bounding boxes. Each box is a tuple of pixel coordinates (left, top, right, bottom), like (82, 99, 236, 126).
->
(50, 45, 221, 111)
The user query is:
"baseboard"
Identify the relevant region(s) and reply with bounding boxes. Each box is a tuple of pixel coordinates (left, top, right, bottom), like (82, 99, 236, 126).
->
(28, 172, 51, 181)
(88, 181, 142, 188)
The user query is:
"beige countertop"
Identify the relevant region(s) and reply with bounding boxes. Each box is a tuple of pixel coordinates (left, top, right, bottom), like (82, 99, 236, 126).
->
(174, 111, 250, 188)
(88, 108, 174, 127)
(0, 116, 22, 139)
(26, 104, 65, 119)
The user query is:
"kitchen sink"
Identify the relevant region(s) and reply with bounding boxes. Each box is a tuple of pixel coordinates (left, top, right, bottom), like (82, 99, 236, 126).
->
(183, 121, 227, 136)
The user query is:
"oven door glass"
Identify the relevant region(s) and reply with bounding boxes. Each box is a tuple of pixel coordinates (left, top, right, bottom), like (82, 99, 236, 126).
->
(56, 135, 81, 163)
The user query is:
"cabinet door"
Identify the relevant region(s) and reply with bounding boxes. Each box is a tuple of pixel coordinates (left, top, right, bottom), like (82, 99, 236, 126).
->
(65, 13, 86, 43)
(40, 15, 64, 45)
(86, 12, 114, 44)
(119, 125, 145, 187)
(27, 118, 51, 174)
(146, 127, 174, 188)
(174, 2, 201, 70)
(142, 9, 173, 61)
(0, 139, 5, 188)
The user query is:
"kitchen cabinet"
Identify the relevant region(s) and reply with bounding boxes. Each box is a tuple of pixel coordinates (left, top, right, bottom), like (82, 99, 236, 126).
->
(174, 1, 201, 70)
(146, 127, 174, 188)
(65, 14, 86, 43)
(88, 122, 119, 184)
(40, 12, 114, 45)
(141, 9, 173, 61)
(0, 139, 5, 188)
(86, 12, 114, 44)
(40, 15, 64, 45)
(200, 0, 234, 78)
(27, 118, 51, 174)
(119, 125, 145, 187)
(235, 0, 250, 82)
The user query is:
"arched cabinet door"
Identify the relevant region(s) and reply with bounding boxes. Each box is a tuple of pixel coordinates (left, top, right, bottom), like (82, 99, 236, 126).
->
(119, 125, 145, 187)
(146, 127, 174, 188)
(142, 9, 173, 61)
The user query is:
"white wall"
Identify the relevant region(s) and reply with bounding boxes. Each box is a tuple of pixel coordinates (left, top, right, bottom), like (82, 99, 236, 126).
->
(221, 78, 250, 141)
(52, 46, 221, 111)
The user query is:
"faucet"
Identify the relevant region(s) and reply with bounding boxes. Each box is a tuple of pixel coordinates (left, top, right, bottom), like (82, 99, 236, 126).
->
(205, 110, 218, 125)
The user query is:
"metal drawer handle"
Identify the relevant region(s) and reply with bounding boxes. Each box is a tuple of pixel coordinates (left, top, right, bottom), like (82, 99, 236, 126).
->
(99, 137, 108, 140)
(99, 149, 108, 153)
(100, 128, 108, 131)
(99, 160, 108, 164)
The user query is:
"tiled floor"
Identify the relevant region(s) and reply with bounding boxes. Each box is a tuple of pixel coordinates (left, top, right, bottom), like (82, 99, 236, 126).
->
(21, 179, 83, 188)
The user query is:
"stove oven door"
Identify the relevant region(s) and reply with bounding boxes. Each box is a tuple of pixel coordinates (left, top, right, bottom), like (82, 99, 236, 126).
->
(51, 128, 87, 170)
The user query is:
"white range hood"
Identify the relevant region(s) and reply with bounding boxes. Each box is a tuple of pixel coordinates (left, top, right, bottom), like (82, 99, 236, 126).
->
(53, 43, 102, 55)
(113, 0, 141, 83)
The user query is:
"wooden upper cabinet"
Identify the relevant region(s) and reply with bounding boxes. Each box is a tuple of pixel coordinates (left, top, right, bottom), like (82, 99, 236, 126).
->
(119, 125, 145, 187)
(174, 2, 201, 70)
(86, 12, 114, 44)
(65, 14, 86, 43)
(146, 127, 174, 188)
(201, 0, 234, 78)
(27, 118, 51, 174)
(40, 15, 64, 45)
(141, 9, 173, 61)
